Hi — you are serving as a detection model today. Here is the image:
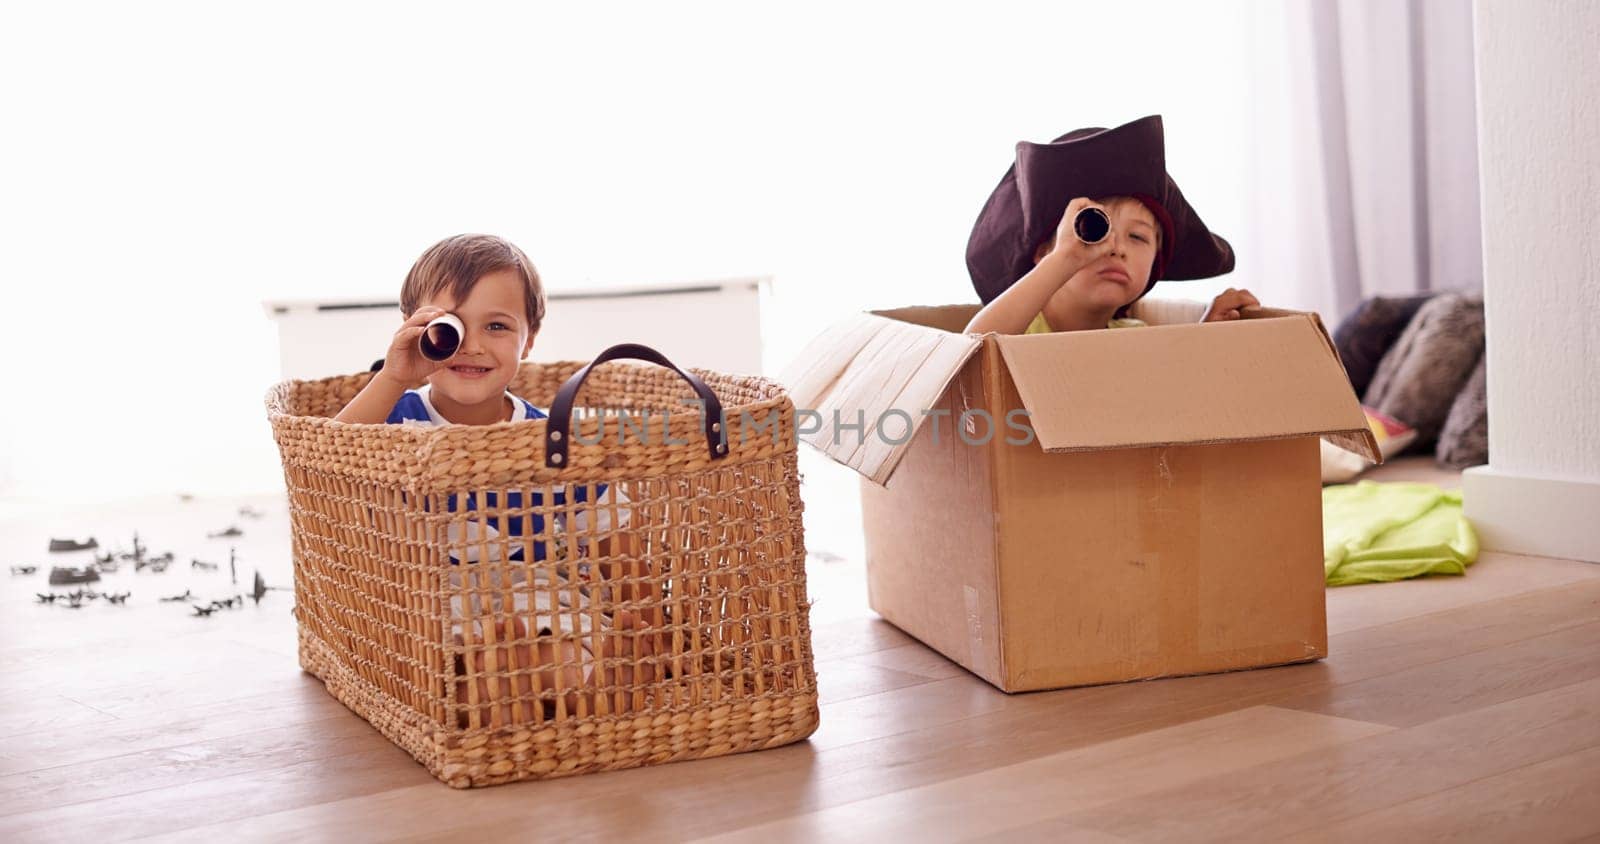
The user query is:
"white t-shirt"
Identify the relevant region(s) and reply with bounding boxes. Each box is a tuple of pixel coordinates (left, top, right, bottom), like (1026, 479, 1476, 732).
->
(387, 384, 633, 558)
(387, 385, 631, 653)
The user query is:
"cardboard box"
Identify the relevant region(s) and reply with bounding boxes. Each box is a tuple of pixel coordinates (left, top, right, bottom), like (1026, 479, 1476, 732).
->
(782, 299, 1379, 692)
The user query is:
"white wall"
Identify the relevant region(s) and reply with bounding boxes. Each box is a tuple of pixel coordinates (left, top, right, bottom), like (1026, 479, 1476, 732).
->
(1465, 0, 1600, 561)
(0, 1, 1340, 503)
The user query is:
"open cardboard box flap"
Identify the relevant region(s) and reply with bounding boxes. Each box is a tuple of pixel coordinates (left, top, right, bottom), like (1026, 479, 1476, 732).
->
(780, 304, 1378, 485)
(994, 311, 1380, 460)
(779, 307, 982, 484)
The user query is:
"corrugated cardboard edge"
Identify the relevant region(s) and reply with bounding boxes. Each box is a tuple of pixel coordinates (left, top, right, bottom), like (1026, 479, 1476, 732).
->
(780, 306, 1379, 483)
(1221, 307, 1380, 464)
(978, 340, 1011, 688)
(993, 312, 1381, 464)
(855, 348, 1009, 689)
(1291, 310, 1382, 464)
(1106, 303, 1377, 464)
(778, 311, 982, 485)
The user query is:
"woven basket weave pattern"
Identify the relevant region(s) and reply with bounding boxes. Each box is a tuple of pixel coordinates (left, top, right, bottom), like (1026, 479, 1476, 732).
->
(267, 361, 818, 787)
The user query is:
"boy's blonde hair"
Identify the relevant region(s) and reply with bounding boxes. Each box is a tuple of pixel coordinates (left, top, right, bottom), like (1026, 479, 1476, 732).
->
(400, 234, 545, 335)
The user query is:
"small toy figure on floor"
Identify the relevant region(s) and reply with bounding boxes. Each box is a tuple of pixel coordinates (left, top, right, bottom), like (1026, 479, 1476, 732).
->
(248, 571, 293, 606)
(10, 565, 36, 575)
(105, 592, 130, 605)
(160, 589, 194, 603)
(118, 533, 148, 563)
(191, 559, 218, 571)
(49, 566, 99, 585)
(208, 526, 243, 539)
(249, 571, 270, 605)
(48, 537, 98, 552)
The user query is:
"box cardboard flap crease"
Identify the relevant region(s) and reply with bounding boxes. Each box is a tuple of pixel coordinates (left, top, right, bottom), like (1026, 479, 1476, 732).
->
(782, 300, 1379, 692)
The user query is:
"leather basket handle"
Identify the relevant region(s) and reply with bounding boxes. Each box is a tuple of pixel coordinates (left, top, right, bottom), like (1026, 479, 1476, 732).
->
(544, 343, 727, 468)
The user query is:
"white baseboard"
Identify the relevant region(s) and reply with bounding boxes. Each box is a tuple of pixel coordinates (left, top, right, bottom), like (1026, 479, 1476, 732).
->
(1463, 466, 1600, 563)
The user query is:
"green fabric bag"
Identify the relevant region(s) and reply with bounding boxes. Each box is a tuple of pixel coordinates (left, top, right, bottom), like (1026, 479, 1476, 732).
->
(1322, 481, 1479, 586)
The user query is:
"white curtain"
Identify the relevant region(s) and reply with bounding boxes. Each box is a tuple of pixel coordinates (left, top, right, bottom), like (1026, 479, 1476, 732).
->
(1249, 0, 1483, 321)
(0, 0, 1486, 502)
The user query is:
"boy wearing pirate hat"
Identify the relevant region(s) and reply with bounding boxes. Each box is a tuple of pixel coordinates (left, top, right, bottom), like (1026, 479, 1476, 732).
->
(964, 115, 1257, 334)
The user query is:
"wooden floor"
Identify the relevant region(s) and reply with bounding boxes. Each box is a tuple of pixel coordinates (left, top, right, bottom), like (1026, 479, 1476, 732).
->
(2, 456, 1598, 842)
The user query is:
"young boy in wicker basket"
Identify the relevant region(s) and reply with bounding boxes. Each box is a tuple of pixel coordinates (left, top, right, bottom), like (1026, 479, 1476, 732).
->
(964, 115, 1257, 334)
(336, 233, 657, 727)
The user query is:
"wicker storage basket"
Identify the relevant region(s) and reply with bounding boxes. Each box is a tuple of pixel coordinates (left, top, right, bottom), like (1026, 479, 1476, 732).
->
(265, 345, 818, 787)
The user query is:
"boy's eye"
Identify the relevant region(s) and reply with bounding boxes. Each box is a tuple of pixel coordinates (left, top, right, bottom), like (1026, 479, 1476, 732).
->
(488, 322, 509, 331)
(1132, 233, 1149, 243)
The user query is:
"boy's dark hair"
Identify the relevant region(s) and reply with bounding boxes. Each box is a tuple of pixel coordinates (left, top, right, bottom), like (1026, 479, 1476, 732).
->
(400, 234, 545, 335)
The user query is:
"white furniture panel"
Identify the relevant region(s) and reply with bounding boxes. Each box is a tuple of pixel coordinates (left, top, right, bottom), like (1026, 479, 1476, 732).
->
(264, 276, 767, 381)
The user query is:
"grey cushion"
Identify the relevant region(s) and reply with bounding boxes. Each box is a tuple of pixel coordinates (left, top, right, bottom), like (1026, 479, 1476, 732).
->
(1437, 355, 1488, 468)
(1364, 293, 1485, 452)
(1332, 294, 1437, 397)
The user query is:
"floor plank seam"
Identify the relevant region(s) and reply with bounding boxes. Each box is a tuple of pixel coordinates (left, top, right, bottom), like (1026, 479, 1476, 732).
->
(1291, 742, 1600, 839)
(0, 709, 374, 787)
(56, 695, 127, 720)
(0, 748, 432, 831)
(0, 741, 415, 826)
(1263, 730, 1600, 841)
(1329, 579, 1600, 636)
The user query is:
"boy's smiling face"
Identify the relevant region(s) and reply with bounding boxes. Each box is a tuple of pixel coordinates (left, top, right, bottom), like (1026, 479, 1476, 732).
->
(420, 268, 535, 420)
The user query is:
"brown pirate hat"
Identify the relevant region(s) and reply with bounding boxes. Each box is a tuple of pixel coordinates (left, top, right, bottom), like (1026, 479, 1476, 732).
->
(966, 115, 1235, 304)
